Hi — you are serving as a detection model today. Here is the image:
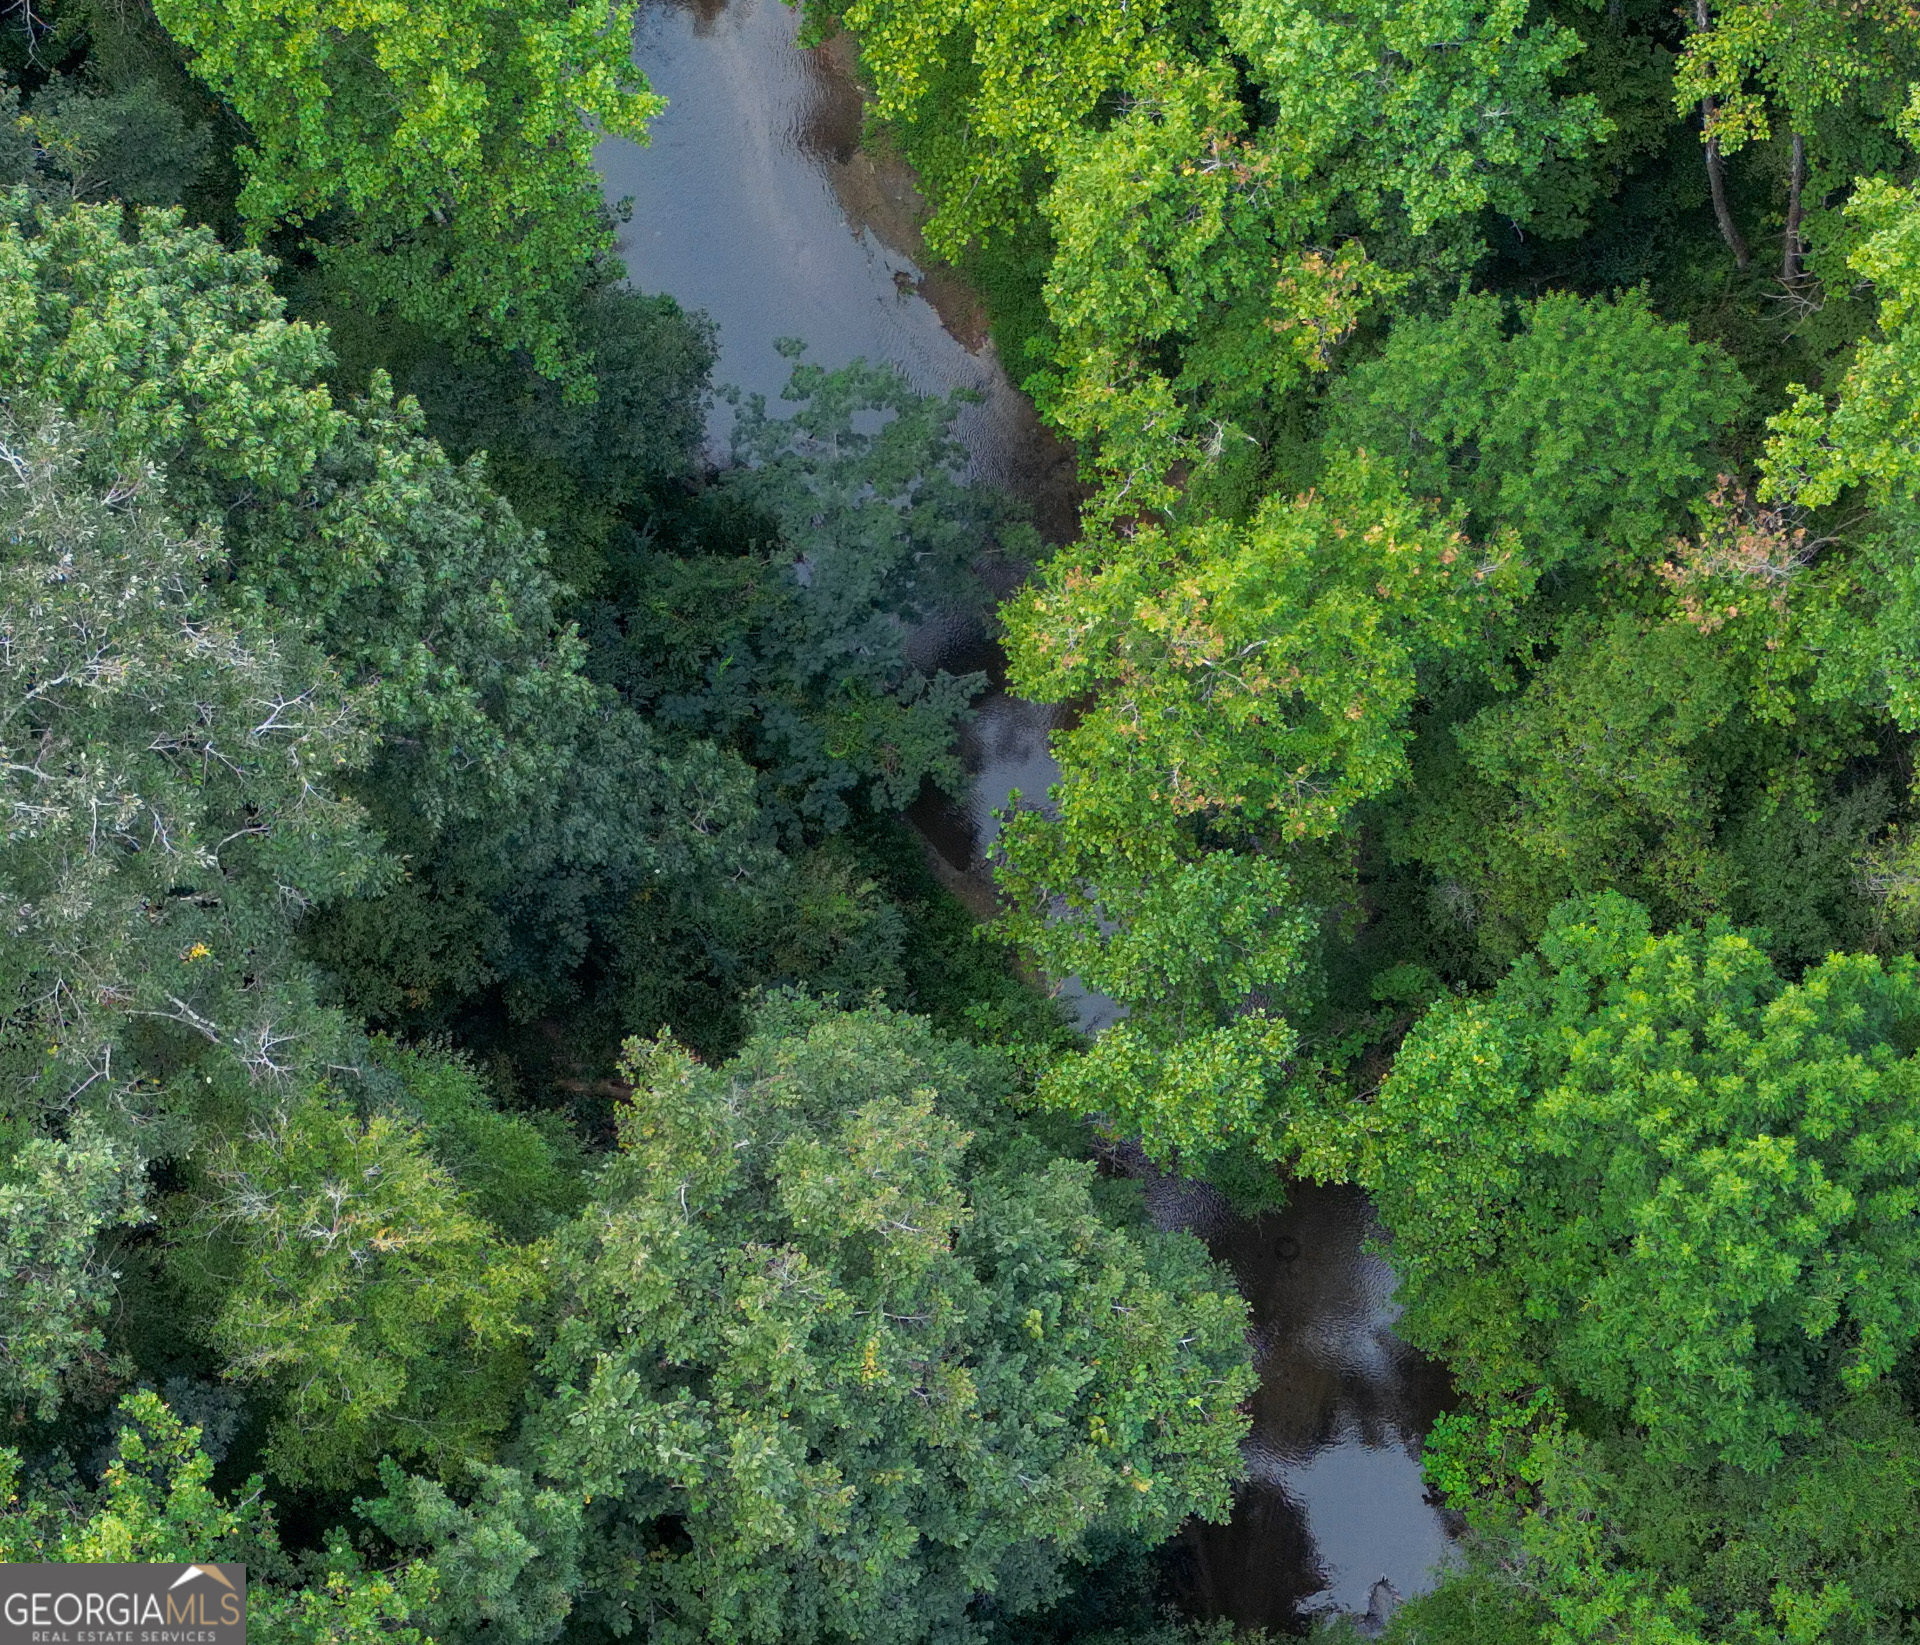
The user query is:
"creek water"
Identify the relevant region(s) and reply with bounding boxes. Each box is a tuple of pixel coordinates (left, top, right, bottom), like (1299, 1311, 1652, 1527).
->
(594, 0, 1080, 535)
(595, 3, 1455, 1628)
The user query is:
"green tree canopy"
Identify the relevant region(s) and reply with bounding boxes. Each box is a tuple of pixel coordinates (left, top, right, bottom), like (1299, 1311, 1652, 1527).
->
(1767, 102, 1920, 513)
(148, 0, 663, 379)
(998, 449, 1530, 1161)
(0, 413, 377, 1118)
(370, 282, 717, 596)
(0, 199, 340, 514)
(0, 1390, 443, 1645)
(0, 1115, 147, 1419)
(592, 353, 1020, 837)
(1218, 0, 1603, 235)
(166, 1081, 546, 1487)
(826, 0, 1183, 257)
(0, 196, 767, 1029)
(834, 0, 1605, 484)
(1326, 289, 1748, 570)
(2, 73, 212, 207)
(496, 999, 1254, 1645)
(1366, 892, 1920, 1472)
(1673, 0, 1919, 191)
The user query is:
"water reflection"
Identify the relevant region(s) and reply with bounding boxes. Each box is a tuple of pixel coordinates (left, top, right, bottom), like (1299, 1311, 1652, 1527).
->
(1144, 1175, 1457, 1631)
(596, 1, 1454, 1628)
(595, 0, 1078, 533)
(961, 695, 1062, 861)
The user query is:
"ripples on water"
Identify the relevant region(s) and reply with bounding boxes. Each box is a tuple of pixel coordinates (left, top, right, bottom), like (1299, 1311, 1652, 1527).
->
(597, 4, 1455, 1627)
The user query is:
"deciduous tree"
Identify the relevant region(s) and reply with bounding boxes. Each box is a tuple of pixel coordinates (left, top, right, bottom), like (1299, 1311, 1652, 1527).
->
(519, 998, 1255, 1645)
(149, 0, 663, 380)
(167, 1085, 545, 1486)
(1367, 892, 1920, 1471)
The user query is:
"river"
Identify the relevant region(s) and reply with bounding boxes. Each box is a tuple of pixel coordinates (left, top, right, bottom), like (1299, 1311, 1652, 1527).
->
(595, 2, 1455, 1629)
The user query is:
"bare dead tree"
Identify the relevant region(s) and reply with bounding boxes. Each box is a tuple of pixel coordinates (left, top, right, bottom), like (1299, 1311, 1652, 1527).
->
(1783, 129, 1807, 284)
(1, 0, 51, 63)
(1693, 0, 1751, 269)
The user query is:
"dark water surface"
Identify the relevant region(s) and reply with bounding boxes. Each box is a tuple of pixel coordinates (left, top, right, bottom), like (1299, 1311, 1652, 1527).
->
(597, 6, 1454, 1627)
(1142, 1174, 1456, 1628)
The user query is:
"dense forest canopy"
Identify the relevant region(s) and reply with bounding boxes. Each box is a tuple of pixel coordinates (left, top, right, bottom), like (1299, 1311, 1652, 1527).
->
(7, 0, 1920, 1637)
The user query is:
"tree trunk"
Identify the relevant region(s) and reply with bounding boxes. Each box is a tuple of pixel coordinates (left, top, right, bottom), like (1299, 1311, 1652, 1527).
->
(1782, 130, 1806, 283)
(1694, 0, 1751, 269)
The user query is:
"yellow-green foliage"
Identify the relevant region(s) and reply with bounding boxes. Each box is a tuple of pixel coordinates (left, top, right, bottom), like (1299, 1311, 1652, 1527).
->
(170, 1091, 545, 1486)
(0, 1391, 443, 1644)
(1371, 892, 1920, 1467)
(150, 0, 663, 380)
